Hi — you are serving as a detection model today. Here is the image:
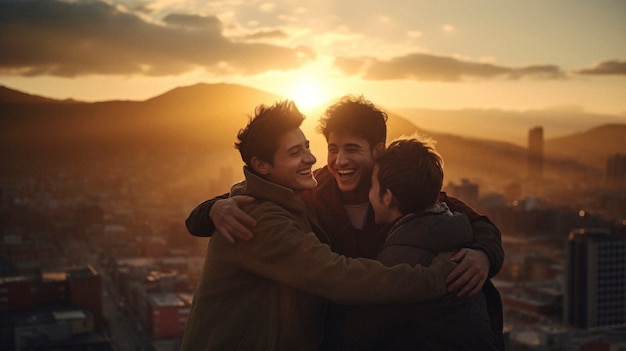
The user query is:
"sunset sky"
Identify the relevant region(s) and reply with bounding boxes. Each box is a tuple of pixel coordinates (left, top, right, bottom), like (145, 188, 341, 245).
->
(1, 0, 625, 115)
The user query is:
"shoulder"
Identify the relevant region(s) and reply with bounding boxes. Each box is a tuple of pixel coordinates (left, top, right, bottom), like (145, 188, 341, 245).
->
(313, 166, 333, 185)
(243, 199, 293, 219)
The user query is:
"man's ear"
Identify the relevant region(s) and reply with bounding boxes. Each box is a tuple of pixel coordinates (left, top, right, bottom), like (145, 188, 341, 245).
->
(382, 188, 394, 207)
(383, 188, 401, 211)
(251, 156, 271, 175)
(373, 142, 386, 160)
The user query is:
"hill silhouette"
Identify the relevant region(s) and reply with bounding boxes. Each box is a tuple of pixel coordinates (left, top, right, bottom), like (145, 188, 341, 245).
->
(1, 83, 623, 198)
(395, 107, 626, 147)
(545, 124, 626, 169)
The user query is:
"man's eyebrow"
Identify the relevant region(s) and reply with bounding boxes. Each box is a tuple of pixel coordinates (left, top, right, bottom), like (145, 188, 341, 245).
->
(345, 143, 364, 149)
(327, 142, 363, 148)
(287, 143, 305, 153)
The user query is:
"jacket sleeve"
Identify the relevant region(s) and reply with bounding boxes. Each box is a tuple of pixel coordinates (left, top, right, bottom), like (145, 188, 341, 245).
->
(440, 192, 504, 277)
(185, 193, 229, 237)
(471, 221, 504, 277)
(231, 204, 456, 305)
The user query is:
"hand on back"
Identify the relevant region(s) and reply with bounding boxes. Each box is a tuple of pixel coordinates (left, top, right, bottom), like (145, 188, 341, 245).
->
(210, 196, 257, 243)
(445, 248, 489, 297)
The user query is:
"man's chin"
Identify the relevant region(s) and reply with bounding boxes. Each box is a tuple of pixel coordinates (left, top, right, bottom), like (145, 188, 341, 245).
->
(336, 182, 358, 193)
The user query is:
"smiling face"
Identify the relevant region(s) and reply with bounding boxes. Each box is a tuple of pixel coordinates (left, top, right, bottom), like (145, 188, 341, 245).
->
(256, 128, 318, 192)
(327, 131, 378, 204)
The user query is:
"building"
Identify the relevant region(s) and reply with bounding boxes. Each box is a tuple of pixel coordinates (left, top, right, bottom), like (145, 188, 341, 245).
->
(606, 153, 626, 184)
(445, 178, 479, 207)
(527, 126, 544, 179)
(143, 292, 190, 340)
(2, 308, 111, 351)
(564, 227, 626, 330)
(0, 265, 102, 320)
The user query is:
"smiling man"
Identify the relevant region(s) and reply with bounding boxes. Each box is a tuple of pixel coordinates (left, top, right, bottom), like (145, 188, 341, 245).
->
(180, 100, 456, 351)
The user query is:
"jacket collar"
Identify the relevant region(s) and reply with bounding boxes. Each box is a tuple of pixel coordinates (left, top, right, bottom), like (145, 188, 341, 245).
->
(230, 167, 307, 215)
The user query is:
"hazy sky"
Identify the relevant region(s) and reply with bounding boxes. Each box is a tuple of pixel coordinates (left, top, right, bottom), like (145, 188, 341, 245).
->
(1, 0, 625, 114)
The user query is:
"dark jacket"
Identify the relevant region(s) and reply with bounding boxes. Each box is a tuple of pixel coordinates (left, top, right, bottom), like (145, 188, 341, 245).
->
(301, 166, 504, 276)
(333, 205, 497, 351)
(304, 167, 504, 350)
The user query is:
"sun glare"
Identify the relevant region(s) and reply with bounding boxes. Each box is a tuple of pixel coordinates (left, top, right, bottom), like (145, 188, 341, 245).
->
(288, 78, 326, 110)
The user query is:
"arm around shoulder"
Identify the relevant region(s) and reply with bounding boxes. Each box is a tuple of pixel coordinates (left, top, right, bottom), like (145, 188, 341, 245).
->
(470, 220, 504, 278)
(185, 193, 228, 237)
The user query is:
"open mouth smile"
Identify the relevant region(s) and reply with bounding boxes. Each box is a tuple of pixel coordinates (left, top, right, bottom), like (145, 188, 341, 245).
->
(337, 169, 356, 177)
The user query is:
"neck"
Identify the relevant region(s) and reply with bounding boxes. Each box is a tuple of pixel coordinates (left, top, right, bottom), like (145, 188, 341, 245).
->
(341, 178, 372, 205)
(341, 189, 369, 205)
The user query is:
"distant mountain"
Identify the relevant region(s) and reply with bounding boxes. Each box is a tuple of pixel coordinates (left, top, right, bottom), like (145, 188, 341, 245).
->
(1, 83, 623, 196)
(0, 83, 282, 158)
(394, 107, 626, 147)
(0, 85, 65, 104)
(545, 124, 626, 169)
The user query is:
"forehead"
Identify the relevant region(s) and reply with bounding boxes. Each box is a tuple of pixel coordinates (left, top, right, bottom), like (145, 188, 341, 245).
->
(327, 131, 368, 147)
(276, 128, 307, 149)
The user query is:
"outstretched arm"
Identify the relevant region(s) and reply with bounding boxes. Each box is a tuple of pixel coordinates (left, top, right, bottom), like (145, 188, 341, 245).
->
(440, 193, 504, 297)
(186, 194, 257, 243)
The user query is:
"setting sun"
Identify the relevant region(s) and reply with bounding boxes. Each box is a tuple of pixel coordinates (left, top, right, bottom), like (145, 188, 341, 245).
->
(288, 78, 327, 110)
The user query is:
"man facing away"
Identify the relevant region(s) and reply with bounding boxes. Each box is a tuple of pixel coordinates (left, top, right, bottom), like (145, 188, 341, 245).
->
(332, 137, 498, 350)
(179, 101, 456, 351)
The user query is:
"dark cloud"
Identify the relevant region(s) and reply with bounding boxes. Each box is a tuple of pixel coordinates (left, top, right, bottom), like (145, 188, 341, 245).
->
(335, 53, 565, 81)
(162, 13, 222, 30)
(243, 29, 289, 41)
(0, 0, 313, 77)
(575, 60, 626, 76)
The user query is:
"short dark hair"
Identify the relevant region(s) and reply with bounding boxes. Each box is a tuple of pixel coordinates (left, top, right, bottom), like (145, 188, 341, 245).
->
(375, 137, 443, 214)
(317, 95, 387, 149)
(235, 100, 305, 167)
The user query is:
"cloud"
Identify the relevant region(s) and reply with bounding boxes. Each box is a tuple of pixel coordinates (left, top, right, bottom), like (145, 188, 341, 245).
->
(242, 29, 289, 41)
(575, 60, 626, 76)
(335, 53, 565, 81)
(0, 0, 313, 77)
(162, 13, 222, 30)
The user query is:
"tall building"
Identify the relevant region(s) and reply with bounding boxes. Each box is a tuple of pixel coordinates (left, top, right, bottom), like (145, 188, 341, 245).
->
(527, 126, 544, 179)
(606, 153, 626, 184)
(564, 227, 626, 330)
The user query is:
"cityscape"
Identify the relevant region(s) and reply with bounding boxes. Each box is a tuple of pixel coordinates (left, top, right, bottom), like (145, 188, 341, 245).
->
(2, 1, 625, 350)
(1, 86, 625, 350)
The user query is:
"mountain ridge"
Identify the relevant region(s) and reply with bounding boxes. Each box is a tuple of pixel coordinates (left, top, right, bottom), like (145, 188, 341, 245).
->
(1, 83, 623, 196)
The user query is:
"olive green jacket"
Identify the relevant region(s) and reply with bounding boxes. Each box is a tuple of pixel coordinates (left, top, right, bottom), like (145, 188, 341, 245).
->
(180, 167, 454, 351)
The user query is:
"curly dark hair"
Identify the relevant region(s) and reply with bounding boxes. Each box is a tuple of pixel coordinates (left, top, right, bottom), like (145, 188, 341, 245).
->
(316, 95, 387, 148)
(235, 100, 305, 167)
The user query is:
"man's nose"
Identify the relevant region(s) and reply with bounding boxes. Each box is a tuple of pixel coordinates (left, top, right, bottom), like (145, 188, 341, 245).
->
(305, 149, 317, 165)
(335, 150, 348, 165)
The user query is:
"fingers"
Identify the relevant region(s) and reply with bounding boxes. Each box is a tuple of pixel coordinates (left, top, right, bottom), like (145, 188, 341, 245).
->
(220, 231, 236, 244)
(211, 196, 257, 243)
(448, 248, 468, 263)
(232, 195, 256, 205)
(446, 248, 489, 297)
(445, 264, 468, 290)
(223, 215, 255, 241)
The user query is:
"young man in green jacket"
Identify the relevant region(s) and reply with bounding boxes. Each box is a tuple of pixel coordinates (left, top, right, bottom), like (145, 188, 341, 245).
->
(180, 100, 455, 351)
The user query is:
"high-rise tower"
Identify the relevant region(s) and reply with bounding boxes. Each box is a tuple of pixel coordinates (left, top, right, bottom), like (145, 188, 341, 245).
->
(527, 126, 544, 179)
(564, 227, 626, 330)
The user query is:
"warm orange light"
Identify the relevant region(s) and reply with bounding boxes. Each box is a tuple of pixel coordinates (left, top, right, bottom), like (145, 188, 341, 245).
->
(288, 78, 326, 110)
